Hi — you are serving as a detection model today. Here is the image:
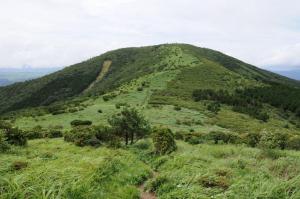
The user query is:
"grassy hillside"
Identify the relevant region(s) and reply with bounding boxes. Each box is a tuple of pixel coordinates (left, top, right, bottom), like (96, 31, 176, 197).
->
(1, 138, 300, 198)
(1, 44, 299, 115)
(1, 43, 300, 198)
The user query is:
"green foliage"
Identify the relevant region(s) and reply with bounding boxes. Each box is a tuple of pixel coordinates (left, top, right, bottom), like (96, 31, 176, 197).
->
(207, 102, 221, 114)
(70, 119, 93, 127)
(287, 135, 300, 150)
(259, 130, 289, 150)
(4, 127, 27, 146)
(109, 107, 150, 145)
(0, 130, 10, 152)
(10, 161, 28, 171)
(65, 126, 100, 147)
(243, 132, 262, 147)
(152, 127, 177, 154)
(173, 105, 181, 111)
(208, 131, 227, 144)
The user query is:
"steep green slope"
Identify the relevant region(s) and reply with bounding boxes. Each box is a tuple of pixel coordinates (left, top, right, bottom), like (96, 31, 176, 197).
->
(0, 43, 299, 115)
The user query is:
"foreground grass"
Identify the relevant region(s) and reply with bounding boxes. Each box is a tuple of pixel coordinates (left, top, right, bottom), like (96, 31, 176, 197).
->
(1, 139, 300, 199)
(0, 139, 151, 199)
(131, 140, 300, 199)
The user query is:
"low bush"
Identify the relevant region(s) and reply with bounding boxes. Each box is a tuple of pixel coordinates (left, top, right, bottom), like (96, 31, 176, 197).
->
(174, 106, 181, 111)
(11, 161, 28, 171)
(98, 109, 103, 113)
(258, 131, 289, 150)
(208, 131, 227, 144)
(46, 130, 63, 138)
(152, 127, 177, 155)
(70, 120, 93, 127)
(243, 132, 262, 147)
(5, 127, 27, 146)
(258, 148, 286, 160)
(137, 87, 143, 92)
(0, 131, 10, 152)
(145, 176, 168, 192)
(198, 175, 230, 190)
(64, 126, 100, 147)
(287, 136, 300, 150)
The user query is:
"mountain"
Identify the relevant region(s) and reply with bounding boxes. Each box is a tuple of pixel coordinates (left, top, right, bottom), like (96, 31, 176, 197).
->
(0, 78, 11, 86)
(0, 43, 300, 116)
(0, 67, 61, 86)
(275, 69, 300, 80)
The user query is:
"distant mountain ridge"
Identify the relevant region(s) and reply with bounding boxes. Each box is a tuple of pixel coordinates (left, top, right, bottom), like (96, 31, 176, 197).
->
(0, 43, 299, 114)
(0, 67, 61, 86)
(274, 69, 300, 80)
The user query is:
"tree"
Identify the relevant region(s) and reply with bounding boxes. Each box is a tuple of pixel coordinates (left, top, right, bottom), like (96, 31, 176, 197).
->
(108, 108, 150, 145)
(152, 127, 177, 154)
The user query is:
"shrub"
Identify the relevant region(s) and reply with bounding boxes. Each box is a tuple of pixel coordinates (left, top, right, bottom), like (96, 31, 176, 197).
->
(258, 148, 286, 160)
(46, 130, 63, 138)
(137, 87, 143, 92)
(208, 131, 227, 144)
(11, 161, 28, 171)
(287, 136, 300, 150)
(207, 102, 221, 114)
(70, 120, 92, 127)
(65, 127, 100, 147)
(243, 132, 262, 147)
(198, 175, 230, 190)
(98, 109, 103, 113)
(0, 131, 10, 152)
(174, 106, 181, 111)
(25, 125, 46, 139)
(152, 127, 177, 155)
(174, 131, 186, 140)
(5, 127, 27, 146)
(225, 132, 241, 144)
(145, 176, 168, 192)
(259, 130, 289, 150)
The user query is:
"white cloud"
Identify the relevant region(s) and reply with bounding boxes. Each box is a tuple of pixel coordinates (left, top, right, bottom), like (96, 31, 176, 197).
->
(0, 0, 299, 70)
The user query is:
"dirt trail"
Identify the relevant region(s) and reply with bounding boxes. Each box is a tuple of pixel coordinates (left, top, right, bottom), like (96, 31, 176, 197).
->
(138, 172, 157, 199)
(84, 60, 112, 92)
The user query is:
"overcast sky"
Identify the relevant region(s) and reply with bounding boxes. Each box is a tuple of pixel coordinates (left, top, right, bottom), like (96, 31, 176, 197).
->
(0, 0, 300, 71)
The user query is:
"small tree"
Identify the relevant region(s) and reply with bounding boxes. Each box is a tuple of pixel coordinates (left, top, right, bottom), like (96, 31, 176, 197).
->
(152, 127, 177, 154)
(108, 108, 150, 145)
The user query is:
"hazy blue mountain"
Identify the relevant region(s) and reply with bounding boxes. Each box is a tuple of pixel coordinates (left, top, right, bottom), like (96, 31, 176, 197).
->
(274, 70, 300, 80)
(0, 67, 62, 86)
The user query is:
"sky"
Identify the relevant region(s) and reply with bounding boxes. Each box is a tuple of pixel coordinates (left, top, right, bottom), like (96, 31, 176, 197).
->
(0, 0, 300, 71)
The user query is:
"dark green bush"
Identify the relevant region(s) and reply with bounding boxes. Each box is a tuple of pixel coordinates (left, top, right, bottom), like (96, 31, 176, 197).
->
(174, 131, 186, 140)
(0, 131, 10, 152)
(208, 131, 227, 144)
(145, 176, 168, 192)
(11, 161, 28, 171)
(137, 87, 143, 92)
(152, 127, 177, 155)
(46, 130, 63, 138)
(98, 109, 103, 113)
(243, 132, 262, 147)
(64, 126, 100, 147)
(259, 131, 289, 150)
(174, 106, 182, 111)
(5, 127, 27, 146)
(207, 102, 221, 114)
(258, 148, 286, 160)
(287, 136, 300, 150)
(70, 120, 92, 127)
